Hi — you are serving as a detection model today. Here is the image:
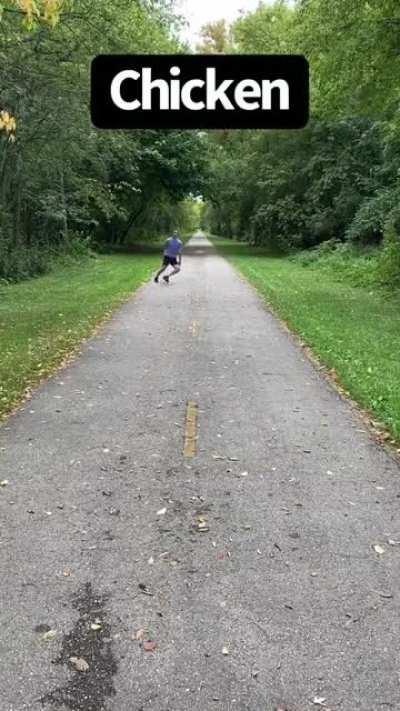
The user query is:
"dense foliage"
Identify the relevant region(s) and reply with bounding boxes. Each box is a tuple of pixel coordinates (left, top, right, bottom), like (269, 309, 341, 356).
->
(0, 0, 206, 280)
(203, 0, 400, 283)
(4, 0, 400, 285)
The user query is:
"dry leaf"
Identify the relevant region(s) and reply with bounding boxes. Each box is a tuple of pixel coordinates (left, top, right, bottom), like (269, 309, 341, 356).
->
(374, 544, 385, 555)
(138, 583, 154, 596)
(135, 629, 146, 641)
(43, 630, 57, 641)
(143, 640, 157, 652)
(63, 568, 72, 577)
(69, 656, 89, 672)
(197, 522, 209, 532)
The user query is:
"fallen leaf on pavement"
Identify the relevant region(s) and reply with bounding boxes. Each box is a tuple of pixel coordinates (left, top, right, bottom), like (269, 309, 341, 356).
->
(374, 544, 385, 555)
(197, 522, 209, 532)
(138, 583, 154, 596)
(143, 640, 157, 652)
(135, 629, 146, 641)
(69, 656, 89, 672)
(196, 514, 209, 532)
(63, 568, 72, 577)
(43, 630, 57, 641)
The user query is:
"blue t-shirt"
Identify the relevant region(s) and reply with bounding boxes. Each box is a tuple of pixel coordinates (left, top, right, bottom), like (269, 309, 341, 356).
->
(164, 237, 183, 258)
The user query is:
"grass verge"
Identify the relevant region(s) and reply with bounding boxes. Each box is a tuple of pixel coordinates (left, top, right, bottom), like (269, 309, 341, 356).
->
(0, 253, 158, 419)
(211, 238, 400, 443)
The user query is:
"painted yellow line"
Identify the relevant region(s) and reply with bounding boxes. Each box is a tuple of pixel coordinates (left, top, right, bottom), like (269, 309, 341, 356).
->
(189, 320, 198, 337)
(183, 400, 198, 458)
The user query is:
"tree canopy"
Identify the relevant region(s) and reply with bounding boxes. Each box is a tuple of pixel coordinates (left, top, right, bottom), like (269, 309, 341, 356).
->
(0, 0, 205, 280)
(202, 0, 400, 279)
(2, 0, 400, 284)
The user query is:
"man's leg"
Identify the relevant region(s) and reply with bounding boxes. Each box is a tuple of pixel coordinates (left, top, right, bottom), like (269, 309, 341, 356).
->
(165, 261, 181, 280)
(154, 261, 167, 283)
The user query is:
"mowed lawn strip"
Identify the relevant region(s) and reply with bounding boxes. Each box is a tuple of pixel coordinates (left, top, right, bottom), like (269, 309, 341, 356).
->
(212, 238, 400, 441)
(0, 254, 158, 419)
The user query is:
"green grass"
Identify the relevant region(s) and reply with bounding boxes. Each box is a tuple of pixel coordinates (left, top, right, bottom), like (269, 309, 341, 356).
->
(0, 253, 158, 418)
(212, 238, 400, 441)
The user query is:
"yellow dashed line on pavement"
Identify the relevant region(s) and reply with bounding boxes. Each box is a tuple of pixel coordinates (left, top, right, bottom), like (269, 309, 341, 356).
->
(184, 400, 198, 458)
(189, 320, 198, 337)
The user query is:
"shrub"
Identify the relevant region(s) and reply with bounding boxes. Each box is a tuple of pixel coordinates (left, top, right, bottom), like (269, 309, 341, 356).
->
(346, 188, 399, 244)
(0, 233, 92, 282)
(250, 197, 306, 251)
(376, 222, 400, 286)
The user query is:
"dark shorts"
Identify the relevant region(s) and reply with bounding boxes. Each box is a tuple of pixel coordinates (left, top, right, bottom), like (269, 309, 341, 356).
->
(163, 255, 178, 266)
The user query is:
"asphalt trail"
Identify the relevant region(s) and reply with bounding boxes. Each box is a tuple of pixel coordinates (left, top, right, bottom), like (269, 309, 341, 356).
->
(1, 234, 400, 711)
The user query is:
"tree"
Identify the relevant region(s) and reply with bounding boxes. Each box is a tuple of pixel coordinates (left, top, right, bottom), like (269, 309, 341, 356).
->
(201, 0, 400, 287)
(196, 19, 233, 53)
(0, 0, 207, 280)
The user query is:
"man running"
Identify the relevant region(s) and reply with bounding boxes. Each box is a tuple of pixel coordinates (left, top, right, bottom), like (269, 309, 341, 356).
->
(154, 230, 183, 284)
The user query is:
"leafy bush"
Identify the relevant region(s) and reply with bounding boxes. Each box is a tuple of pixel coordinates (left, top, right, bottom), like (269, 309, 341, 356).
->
(345, 188, 400, 244)
(0, 233, 92, 282)
(291, 241, 381, 286)
(291, 238, 342, 265)
(376, 223, 400, 286)
(250, 197, 306, 251)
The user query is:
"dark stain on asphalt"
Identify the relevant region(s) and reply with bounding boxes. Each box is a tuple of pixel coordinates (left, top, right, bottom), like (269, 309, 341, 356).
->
(41, 583, 117, 711)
